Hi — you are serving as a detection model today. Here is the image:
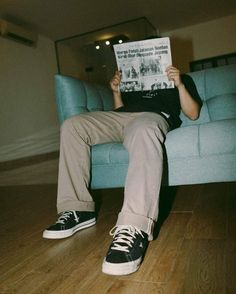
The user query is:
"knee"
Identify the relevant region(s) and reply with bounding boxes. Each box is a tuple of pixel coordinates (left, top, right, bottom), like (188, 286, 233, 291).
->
(124, 121, 166, 150)
(125, 120, 160, 139)
(60, 117, 74, 134)
(60, 115, 84, 136)
(60, 115, 92, 144)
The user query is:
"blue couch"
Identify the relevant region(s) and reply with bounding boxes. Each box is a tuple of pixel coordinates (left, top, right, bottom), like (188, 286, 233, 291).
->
(55, 64, 236, 189)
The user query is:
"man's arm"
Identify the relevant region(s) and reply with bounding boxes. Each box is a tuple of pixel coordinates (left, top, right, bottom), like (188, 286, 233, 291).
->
(166, 66, 201, 120)
(110, 71, 124, 110)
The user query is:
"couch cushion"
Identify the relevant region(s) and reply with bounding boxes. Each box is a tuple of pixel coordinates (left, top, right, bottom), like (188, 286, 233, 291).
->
(188, 70, 206, 101)
(199, 119, 236, 156)
(207, 93, 236, 121)
(180, 101, 210, 127)
(84, 83, 114, 112)
(92, 125, 201, 165)
(204, 64, 236, 99)
(91, 120, 236, 173)
(55, 74, 113, 123)
(165, 125, 200, 159)
(92, 143, 128, 165)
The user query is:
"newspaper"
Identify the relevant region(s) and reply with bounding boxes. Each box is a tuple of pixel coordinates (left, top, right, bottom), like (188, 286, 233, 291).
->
(113, 37, 174, 92)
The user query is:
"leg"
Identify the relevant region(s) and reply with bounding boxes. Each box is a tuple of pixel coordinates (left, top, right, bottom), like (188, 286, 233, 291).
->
(44, 111, 134, 239)
(57, 111, 131, 213)
(116, 112, 170, 240)
(102, 112, 170, 275)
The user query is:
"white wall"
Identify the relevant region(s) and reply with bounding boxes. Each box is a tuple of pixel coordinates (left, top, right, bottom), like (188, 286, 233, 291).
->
(0, 35, 59, 162)
(164, 14, 236, 72)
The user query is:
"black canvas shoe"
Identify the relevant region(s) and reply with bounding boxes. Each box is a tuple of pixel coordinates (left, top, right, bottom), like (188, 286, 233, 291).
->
(43, 211, 96, 239)
(102, 225, 149, 275)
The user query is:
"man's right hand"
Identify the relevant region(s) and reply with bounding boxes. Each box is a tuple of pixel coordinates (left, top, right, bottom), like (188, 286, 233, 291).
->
(110, 71, 121, 93)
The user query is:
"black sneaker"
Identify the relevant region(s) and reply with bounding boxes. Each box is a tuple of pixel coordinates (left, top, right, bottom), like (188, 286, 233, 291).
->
(102, 225, 149, 275)
(43, 211, 96, 239)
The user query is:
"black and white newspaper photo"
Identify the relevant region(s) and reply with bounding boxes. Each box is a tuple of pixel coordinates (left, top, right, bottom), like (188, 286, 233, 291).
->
(113, 37, 174, 92)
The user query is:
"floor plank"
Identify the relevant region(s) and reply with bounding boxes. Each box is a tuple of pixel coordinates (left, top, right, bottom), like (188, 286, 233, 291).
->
(120, 213, 191, 283)
(184, 183, 228, 240)
(165, 239, 226, 294)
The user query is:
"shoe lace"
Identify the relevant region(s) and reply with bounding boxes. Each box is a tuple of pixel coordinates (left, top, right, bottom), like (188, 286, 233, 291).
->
(56, 211, 79, 224)
(109, 225, 144, 253)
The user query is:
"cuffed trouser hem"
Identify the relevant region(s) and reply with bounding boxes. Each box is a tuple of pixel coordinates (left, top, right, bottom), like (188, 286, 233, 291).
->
(116, 211, 155, 241)
(57, 200, 95, 214)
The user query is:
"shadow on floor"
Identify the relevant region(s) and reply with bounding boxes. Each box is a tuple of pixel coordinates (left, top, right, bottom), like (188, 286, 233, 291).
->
(153, 186, 178, 239)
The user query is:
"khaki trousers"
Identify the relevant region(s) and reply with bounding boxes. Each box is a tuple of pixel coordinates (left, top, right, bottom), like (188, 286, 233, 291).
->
(57, 111, 170, 240)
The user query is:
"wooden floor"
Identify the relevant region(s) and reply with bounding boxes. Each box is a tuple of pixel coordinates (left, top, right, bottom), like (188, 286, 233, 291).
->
(0, 160, 235, 293)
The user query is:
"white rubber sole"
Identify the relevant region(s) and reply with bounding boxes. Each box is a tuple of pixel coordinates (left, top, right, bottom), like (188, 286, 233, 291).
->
(43, 218, 96, 239)
(102, 257, 142, 276)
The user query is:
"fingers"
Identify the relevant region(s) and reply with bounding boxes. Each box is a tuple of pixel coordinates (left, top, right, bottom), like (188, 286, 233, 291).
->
(166, 66, 182, 87)
(166, 66, 180, 77)
(113, 71, 122, 83)
(110, 71, 122, 92)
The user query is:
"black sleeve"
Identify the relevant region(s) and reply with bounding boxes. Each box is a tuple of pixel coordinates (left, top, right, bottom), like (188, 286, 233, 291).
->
(114, 106, 125, 112)
(181, 74, 203, 107)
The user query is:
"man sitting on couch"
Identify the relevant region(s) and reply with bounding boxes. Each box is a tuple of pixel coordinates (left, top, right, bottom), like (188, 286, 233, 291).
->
(43, 65, 202, 276)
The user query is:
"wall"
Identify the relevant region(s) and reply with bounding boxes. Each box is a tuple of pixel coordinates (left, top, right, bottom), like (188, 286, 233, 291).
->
(57, 40, 125, 85)
(0, 35, 59, 162)
(57, 43, 81, 78)
(164, 14, 236, 73)
(56, 17, 157, 85)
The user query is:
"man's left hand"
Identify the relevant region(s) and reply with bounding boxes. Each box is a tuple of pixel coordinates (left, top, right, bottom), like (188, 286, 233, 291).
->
(166, 66, 183, 88)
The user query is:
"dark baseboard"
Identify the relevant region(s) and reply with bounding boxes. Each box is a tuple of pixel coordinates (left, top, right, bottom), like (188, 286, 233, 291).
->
(0, 151, 59, 172)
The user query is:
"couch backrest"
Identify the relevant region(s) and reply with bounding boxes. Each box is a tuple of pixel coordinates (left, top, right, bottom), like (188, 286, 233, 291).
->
(55, 64, 236, 125)
(55, 74, 113, 123)
(180, 64, 236, 127)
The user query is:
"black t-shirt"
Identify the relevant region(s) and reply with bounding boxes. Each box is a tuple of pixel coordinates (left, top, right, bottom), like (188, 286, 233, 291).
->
(115, 74, 201, 129)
